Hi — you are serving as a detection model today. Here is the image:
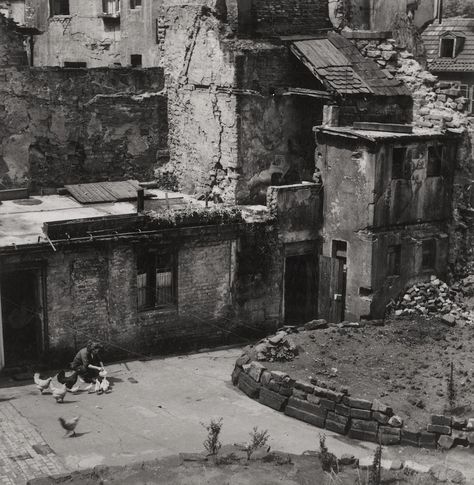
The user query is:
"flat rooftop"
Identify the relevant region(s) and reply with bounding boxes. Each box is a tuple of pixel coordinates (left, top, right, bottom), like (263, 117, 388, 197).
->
(0, 189, 270, 250)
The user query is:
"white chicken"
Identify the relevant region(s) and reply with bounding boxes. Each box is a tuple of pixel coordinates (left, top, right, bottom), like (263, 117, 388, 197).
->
(33, 373, 52, 394)
(51, 383, 67, 403)
(94, 379, 101, 394)
(100, 376, 110, 393)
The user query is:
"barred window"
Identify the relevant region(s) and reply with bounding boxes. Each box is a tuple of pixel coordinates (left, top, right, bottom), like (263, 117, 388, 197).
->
(130, 0, 142, 9)
(137, 250, 176, 310)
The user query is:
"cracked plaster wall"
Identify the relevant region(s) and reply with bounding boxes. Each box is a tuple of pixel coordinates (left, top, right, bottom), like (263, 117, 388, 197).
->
(158, 3, 322, 203)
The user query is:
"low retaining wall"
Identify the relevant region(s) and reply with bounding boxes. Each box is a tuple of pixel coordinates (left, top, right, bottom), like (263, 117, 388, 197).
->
(232, 353, 474, 451)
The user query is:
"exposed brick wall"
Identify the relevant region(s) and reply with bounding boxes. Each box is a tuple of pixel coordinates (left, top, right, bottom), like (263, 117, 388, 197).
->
(250, 0, 330, 36)
(0, 66, 168, 189)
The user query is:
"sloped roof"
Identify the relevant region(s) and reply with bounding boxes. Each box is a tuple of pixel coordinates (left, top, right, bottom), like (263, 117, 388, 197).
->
(422, 18, 474, 72)
(290, 32, 409, 97)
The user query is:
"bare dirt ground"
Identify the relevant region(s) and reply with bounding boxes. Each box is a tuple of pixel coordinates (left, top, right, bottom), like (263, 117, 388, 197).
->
(260, 316, 474, 429)
(28, 446, 439, 485)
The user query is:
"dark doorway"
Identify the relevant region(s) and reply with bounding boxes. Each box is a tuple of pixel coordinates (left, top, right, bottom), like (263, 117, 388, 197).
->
(284, 254, 317, 324)
(1, 269, 43, 367)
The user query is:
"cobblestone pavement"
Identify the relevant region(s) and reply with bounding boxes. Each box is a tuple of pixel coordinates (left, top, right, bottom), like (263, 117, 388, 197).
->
(0, 402, 66, 485)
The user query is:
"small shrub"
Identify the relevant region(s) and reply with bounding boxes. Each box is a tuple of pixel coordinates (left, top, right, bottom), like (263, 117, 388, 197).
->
(368, 444, 382, 485)
(319, 435, 338, 473)
(244, 427, 270, 460)
(201, 418, 223, 456)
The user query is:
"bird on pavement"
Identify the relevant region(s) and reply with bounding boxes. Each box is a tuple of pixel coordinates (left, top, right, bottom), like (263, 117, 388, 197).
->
(58, 416, 80, 437)
(33, 373, 52, 394)
(51, 383, 67, 403)
(57, 369, 78, 390)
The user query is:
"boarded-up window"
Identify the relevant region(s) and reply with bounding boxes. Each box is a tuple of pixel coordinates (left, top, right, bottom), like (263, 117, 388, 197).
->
(422, 239, 436, 270)
(387, 245, 401, 276)
(137, 249, 176, 310)
(50, 0, 69, 15)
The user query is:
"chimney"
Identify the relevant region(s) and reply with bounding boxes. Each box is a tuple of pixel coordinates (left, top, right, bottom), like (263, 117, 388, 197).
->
(438, 0, 443, 24)
(137, 188, 144, 213)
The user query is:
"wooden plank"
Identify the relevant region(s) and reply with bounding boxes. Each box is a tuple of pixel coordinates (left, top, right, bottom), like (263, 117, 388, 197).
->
(353, 122, 413, 134)
(318, 256, 332, 321)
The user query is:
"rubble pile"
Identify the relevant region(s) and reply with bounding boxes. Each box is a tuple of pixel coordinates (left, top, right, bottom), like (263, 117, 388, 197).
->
(394, 275, 474, 325)
(252, 328, 299, 362)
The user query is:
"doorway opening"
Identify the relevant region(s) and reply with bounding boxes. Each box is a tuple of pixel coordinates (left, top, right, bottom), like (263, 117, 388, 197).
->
(284, 253, 317, 325)
(1, 268, 44, 368)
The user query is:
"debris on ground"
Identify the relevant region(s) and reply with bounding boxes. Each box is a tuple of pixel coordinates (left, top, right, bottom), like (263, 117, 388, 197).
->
(391, 275, 474, 325)
(251, 329, 299, 362)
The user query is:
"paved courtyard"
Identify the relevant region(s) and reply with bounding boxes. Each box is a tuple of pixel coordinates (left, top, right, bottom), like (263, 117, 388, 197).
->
(1, 348, 473, 484)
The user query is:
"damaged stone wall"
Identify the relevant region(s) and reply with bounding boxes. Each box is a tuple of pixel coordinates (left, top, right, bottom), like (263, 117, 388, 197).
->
(0, 13, 27, 67)
(157, 3, 323, 203)
(0, 65, 167, 189)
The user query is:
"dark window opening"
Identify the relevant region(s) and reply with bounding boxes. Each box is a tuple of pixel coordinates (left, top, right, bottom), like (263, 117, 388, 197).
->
(392, 147, 411, 180)
(422, 239, 436, 270)
(63, 61, 87, 68)
(427, 145, 444, 177)
(50, 0, 69, 16)
(130, 0, 142, 8)
(387, 245, 401, 276)
(137, 250, 176, 310)
(131, 54, 142, 67)
(332, 240, 347, 261)
(440, 38, 455, 58)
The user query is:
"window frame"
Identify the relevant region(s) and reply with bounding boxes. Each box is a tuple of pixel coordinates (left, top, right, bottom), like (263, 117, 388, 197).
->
(49, 0, 70, 16)
(421, 239, 437, 271)
(130, 0, 142, 9)
(427, 145, 444, 178)
(137, 248, 177, 312)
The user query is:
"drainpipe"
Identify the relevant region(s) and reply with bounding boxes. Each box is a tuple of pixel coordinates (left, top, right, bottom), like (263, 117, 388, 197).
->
(438, 0, 443, 24)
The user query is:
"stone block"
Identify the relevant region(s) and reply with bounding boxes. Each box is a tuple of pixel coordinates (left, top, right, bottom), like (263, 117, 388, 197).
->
(325, 389, 344, 402)
(371, 399, 393, 416)
(236, 353, 251, 367)
(378, 426, 401, 445)
(325, 412, 350, 435)
(343, 396, 372, 410)
(401, 429, 419, 447)
(248, 362, 266, 383)
(231, 366, 241, 386)
(287, 397, 327, 418)
(292, 389, 307, 400)
(349, 419, 379, 442)
(294, 380, 314, 393)
(431, 414, 452, 427)
(419, 431, 438, 449)
(279, 386, 293, 397)
(351, 408, 372, 420)
(307, 394, 320, 405)
(335, 404, 351, 417)
(438, 434, 455, 450)
(238, 371, 260, 399)
(260, 370, 272, 387)
(268, 380, 280, 393)
(285, 406, 326, 429)
(259, 387, 288, 412)
(427, 424, 451, 435)
(373, 411, 390, 425)
(270, 371, 289, 383)
(319, 398, 336, 411)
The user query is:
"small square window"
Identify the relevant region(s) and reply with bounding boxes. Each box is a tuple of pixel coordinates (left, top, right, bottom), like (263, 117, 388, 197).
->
(440, 38, 455, 58)
(392, 147, 411, 180)
(422, 239, 436, 270)
(50, 0, 69, 16)
(131, 54, 142, 67)
(130, 0, 142, 9)
(387, 245, 401, 276)
(427, 145, 444, 177)
(137, 249, 176, 310)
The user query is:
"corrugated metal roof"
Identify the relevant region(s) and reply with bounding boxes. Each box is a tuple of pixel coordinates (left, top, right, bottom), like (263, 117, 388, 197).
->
(290, 32, 409, 97)
(65, 180, 142, 204)
(422, 17, 474, 72)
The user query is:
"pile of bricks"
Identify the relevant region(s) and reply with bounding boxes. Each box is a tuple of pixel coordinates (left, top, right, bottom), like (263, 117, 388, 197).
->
(252, 329, 299, 362)
(393, 275, 474, 325)
(232, 351, 474, 451)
